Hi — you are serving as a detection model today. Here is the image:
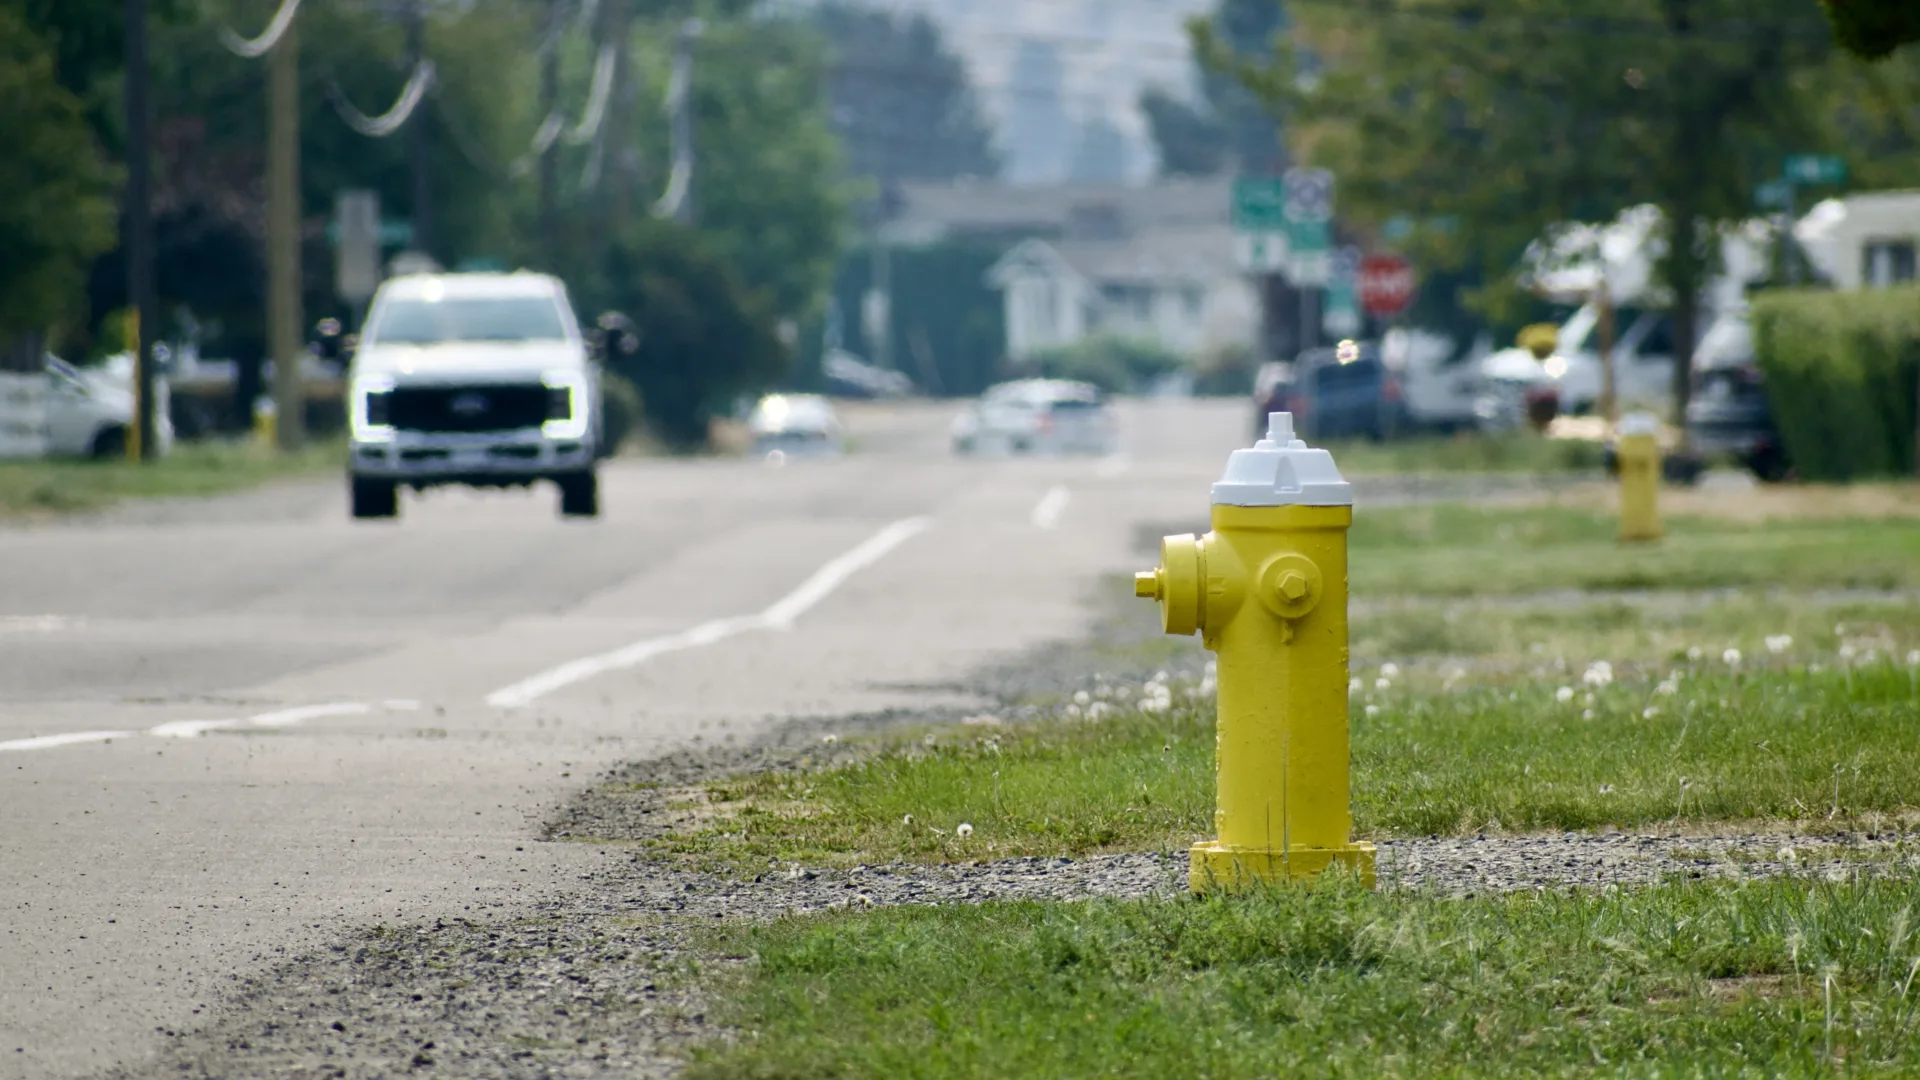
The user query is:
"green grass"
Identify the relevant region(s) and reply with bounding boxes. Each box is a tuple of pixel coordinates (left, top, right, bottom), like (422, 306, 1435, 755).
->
(1322, 432, 1607, 476)
(646, 663, 1920, 870)
(691, 876, 1920, 1079)
(1350, 504, 1920, 595)
(1351, 595, 1920, 668)
(0, 437, 343, 516)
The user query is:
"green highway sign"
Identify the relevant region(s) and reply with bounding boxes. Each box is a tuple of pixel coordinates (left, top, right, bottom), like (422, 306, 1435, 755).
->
(1288, 219, 1330, 256)
(1784, 154, 1847, 186)
(1232, 177, 1289, 231)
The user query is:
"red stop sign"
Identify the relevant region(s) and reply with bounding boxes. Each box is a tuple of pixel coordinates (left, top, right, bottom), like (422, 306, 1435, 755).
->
(1359, 255, 1416, 317)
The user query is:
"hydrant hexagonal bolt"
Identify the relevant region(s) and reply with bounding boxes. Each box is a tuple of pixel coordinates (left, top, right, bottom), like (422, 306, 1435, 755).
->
(1135, 412, 1375, 892)
(1616, 412, 1664, 543)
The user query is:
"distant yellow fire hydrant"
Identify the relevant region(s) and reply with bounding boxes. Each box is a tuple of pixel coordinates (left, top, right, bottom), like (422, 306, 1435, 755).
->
(1616, 412, 1663, 543)
(1135, 412, 1375, 892)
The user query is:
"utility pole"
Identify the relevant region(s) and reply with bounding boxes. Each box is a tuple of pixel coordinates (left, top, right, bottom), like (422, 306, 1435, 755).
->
(667, 18, 699, 225)
(603, 0, 636, 230)
(268, 10, 305, 451)
(124, 0, 159, 462)
(406, 1, 433, 261)
(1596, 275, 1618, 426)
(539, 0, 563, 266)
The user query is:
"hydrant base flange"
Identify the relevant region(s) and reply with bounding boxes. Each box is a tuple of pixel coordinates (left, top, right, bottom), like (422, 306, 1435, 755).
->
(1189, 841, 1377, 892)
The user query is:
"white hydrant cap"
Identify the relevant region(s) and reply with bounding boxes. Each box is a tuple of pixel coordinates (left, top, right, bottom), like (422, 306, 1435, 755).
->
(1618, 411, 1660, 436)
(1210, 412, 1354, 507)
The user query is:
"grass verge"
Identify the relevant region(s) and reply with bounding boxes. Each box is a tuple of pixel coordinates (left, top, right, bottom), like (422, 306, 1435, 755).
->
(646, 661, 1920, 869)
(1350, 503, 1920, 595)
(0, 437, 343, 516)
(1322, 432, 1606, 476)
(692, 876, 1920, 1079)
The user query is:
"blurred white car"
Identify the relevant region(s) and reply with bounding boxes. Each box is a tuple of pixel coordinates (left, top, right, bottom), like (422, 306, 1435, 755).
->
(46, 355, 174, 459)
(951, 379, 1117, 456)
(748, 393, 843, 458)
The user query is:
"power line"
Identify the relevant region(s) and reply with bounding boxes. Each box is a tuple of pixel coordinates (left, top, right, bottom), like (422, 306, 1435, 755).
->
(217, 0, 304, 58)
(327, 58, 436, 137)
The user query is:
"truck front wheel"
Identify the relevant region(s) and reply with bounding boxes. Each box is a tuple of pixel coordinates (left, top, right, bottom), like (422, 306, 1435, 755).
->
(557, 471, 599, 518)
(350, 476, 399, 520)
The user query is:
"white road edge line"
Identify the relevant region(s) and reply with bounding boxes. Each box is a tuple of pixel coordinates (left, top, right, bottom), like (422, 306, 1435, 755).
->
(250, 703, 376, 728)
(485, 515, 934, 710)
(1030, 485, 1071, 530)
(149, 719, 244, 739)
(0, 730, 134, 753)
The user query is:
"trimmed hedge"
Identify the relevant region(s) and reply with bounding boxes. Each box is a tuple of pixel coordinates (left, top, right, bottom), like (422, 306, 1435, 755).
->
(1751, 286, 1920, 481)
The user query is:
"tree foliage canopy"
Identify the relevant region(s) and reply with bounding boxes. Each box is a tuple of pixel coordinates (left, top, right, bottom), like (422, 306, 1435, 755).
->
(1820, 0, 1920, 60)
(809, 2, 999, 184)
(565, 219, 786, 449)
(0, 6, 118, 341)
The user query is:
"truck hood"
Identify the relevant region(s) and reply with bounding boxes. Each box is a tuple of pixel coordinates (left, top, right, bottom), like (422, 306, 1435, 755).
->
(351, 341, 586, 382)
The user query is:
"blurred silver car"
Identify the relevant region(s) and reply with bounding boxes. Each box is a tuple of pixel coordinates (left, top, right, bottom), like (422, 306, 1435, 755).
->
(951, 379, 1117, 456)
(747, 393, 843, 458)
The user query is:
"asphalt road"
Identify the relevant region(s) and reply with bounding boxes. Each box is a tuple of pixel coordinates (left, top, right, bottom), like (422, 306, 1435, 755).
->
(0, 397, 1250, 1079)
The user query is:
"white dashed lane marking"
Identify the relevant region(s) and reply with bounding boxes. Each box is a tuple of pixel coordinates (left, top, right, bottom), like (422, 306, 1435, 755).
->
(485, 515, 934, 709)
(2, 702, 411, 754)
(1031, 486, 1071, 530)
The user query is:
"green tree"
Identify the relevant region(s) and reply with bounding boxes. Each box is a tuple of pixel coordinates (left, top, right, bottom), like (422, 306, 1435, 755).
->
(565, 219, 786, 449)
(1205, 1, 1834, 417)
(809, 2, 999, 183)
(1144, 0, 1287, 177)
(0, 7, 118, 364)
(1821, 0, 1920, 60)
(123, 0, 540, 358)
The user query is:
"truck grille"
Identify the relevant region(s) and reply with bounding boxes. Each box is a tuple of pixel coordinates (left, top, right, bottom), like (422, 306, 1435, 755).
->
(389, 384, 549, 434)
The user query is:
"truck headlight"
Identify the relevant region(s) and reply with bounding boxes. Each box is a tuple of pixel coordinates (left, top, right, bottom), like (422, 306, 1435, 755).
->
(542, 372, 588, 440)
(352, 376, 396, 442)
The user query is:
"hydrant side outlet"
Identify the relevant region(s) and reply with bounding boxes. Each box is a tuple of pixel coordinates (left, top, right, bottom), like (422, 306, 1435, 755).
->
(1135, 412, 1375, 892)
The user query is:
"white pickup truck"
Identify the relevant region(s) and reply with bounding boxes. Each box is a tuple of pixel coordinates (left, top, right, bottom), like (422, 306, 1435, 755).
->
(345, 271, 603, 520)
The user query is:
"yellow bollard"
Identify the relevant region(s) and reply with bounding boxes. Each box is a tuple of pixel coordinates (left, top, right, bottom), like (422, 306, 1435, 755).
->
(1616, 412, 1663, 543)
(1135, 412, 1375, 892)
(253, 396, 277, 449)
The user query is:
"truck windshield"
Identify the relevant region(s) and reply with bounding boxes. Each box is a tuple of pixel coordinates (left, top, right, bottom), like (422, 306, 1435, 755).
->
(366, 297, 568, 345)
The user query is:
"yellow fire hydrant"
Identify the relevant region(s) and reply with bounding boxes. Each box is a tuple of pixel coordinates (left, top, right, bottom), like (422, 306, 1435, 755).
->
(1135, 412, 1375, 892)
(1616, 412, 1663, 543)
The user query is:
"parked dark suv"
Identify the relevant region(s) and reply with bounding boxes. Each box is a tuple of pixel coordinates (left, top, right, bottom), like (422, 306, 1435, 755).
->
(1254, 342, 1402, 442)
(1685, 314, 1788, 481)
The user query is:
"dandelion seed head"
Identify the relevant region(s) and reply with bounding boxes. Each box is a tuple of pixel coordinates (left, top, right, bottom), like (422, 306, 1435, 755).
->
(1582, 709, 1595, 720)
(1555, 686, 1575, 703)
(956, 822, 973, 839)
(1723, 648, 1742, 666)
(1643, 706, 1660, 719)
(1766, 634, 1793, 654)
(1380, 662, 1401, 679)
(1687, 646, 1704, 661)
(1375, 677, 1392, 691)
(822, 733, 838, 745)
(1364, 704, 1380, 718)
(1073, 690, 1091, 706)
